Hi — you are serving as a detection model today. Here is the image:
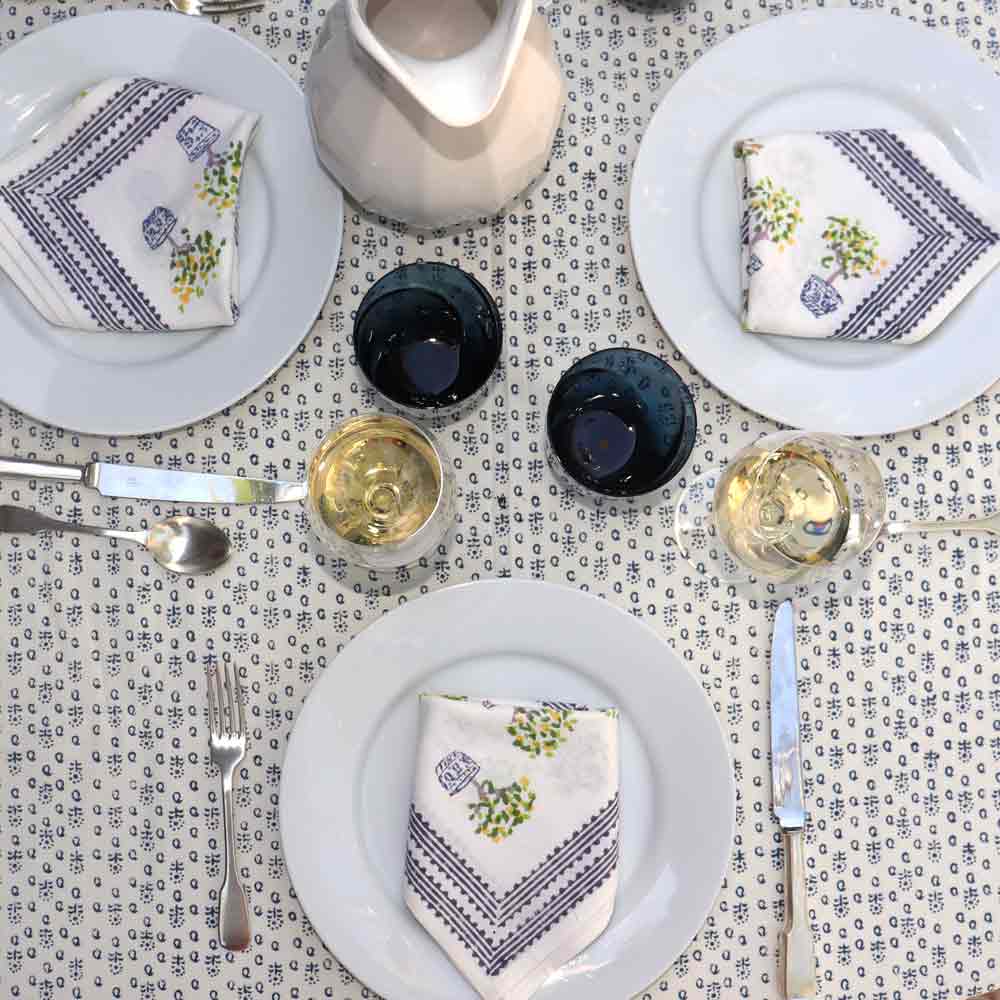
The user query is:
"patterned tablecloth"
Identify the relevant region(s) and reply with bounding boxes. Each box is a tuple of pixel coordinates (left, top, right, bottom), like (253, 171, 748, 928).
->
(2, 1, 1000, 998)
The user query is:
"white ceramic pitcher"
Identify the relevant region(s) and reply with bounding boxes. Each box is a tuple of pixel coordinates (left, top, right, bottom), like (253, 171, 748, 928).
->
(305, 0, 565, 228)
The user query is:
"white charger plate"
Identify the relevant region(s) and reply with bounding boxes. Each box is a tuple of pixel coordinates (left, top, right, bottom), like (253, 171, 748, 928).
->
(279, 580, 735, 1000)
(630, 11, 1000, 436)
(0, 11, 343, 436)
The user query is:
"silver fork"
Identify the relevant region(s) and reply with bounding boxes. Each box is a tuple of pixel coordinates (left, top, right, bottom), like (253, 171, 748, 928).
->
(886, 511, 1000, 538)
(207, 660, 252, 951)
(170, 0, 265, 16)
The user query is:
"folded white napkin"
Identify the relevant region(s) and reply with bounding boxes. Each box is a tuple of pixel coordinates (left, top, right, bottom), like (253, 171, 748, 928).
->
(736, 130, 1000, 344)
(404, 695, 620, 1000)
(0, 77, 258, 331)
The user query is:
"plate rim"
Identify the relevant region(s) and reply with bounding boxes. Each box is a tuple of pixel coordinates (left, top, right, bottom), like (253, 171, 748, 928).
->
(279, 578, 736, 1000)
(0, 10, 343, 437)
(629, 9, 1000, 436)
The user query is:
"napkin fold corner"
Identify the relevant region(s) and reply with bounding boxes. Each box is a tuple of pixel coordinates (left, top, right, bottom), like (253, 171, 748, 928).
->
(404, 695, 621, 1000)
(0, 76, 259, 332)
(736, 128, 1000, 345)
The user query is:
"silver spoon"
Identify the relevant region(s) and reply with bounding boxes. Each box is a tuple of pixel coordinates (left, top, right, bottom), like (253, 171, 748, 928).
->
(0, 505, 231, 574)
(886, 512, 1000, 539)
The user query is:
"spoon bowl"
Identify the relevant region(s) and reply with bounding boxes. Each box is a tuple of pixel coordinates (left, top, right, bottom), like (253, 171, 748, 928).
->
(147, 515, 232, 574)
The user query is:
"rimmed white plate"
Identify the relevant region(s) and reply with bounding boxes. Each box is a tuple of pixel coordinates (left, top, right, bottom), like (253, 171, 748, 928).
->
(280, 580, 735, 1000)
(630, 11, 1000, 436)
(0, 11, 342, 436)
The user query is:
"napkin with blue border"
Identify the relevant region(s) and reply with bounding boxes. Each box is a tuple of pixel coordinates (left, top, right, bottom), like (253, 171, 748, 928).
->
(736, 129, 1000, 344)
(404, 694, 621, 1000)
(0, 77, 258, 331)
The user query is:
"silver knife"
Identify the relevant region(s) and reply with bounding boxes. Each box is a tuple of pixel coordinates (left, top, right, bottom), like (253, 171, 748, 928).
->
(0, 456, 307, 505)
(771, 599, 816, 999)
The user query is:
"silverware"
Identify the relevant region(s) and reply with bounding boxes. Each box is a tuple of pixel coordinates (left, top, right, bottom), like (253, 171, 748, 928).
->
(207, 661, 252, 952)
(886, 511, 1000, 538)
(169, 0, 265, 16)
(0, 506, 231, 575)
(770, 599, 816, 1000)
(0, 456, 306, 505)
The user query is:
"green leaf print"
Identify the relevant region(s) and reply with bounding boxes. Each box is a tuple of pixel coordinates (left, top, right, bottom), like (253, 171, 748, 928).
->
(747, 177, 803, 252)
(467, 776, 536, 843)
(194, 140, 244, 219)
(507, 705, 577, 759)
(734, 139, 763, 159)
(818, 216, 888, 284)
(170, 227, 226, 313)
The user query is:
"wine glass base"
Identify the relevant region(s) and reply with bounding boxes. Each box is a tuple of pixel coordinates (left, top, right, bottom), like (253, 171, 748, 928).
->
(674, 469, 757, 585)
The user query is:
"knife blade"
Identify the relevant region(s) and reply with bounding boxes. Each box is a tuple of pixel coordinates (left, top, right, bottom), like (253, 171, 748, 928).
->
(0, 456, 307, 505)
(770, 598, 815, 1000)
(771, 598, 804, 830)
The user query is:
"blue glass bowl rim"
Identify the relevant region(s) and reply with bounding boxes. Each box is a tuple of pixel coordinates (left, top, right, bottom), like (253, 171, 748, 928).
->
(353, 261, 503, 410)
(546, 346, 698, 497)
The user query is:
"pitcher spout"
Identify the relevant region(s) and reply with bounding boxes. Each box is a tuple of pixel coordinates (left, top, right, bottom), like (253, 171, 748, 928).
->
(346, 0, 535, 127)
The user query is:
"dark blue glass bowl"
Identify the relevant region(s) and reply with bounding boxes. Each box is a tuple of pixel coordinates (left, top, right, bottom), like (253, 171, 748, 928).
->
(353, 262, 502, 412)
(546, 348, 697, 497)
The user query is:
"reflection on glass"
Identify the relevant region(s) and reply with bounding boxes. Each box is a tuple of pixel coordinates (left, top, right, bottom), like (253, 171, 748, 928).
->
(675, 431, 886, 585)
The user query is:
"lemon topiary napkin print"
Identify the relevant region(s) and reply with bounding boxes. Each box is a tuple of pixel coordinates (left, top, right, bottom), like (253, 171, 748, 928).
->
(404, 694, 620, 1000)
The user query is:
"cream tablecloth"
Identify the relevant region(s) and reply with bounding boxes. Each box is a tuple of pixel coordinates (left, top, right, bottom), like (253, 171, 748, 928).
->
(2, 2, 999, 998)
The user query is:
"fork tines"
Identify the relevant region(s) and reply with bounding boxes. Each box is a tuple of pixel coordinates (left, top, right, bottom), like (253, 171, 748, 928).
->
(207, 660, 247, 739)
(202, 2, 265, 13)
(177, 0, 266, 16)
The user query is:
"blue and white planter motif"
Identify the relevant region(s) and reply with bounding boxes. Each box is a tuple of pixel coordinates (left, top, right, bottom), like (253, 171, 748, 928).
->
(176, 115, 221, 162)
(435, 750, 480, 796)
(142, 206, 177, 250)
(800, 273, 843, 317)
(747, 252, 762, 275)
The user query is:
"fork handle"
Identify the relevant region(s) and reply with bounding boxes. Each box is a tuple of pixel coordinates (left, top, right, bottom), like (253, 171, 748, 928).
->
(886, 515, 999, 537)
(219, 782, 251, 951)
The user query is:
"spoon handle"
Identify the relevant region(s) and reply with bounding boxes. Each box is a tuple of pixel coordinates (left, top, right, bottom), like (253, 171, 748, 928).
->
(0, 506, 146, 544)
(886, 514, 1000, 538)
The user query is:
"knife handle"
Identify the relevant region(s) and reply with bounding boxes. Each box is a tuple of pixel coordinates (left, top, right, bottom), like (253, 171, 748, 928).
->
(782, 828, 816, 999)
(0, 457, 86, 484)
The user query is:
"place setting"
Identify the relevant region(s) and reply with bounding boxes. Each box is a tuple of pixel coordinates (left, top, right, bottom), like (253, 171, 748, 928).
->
(280, 580, 735, 1000)
(0, 10, 343, 436)
(1, 2, 999, 1000)
(630, 9, 1000, 436)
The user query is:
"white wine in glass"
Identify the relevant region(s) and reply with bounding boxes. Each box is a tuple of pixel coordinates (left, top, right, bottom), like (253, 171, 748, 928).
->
(676, 432, 885, 585)
(307, 414, 455, 569)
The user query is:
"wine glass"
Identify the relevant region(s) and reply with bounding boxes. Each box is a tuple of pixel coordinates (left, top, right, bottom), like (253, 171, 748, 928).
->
(674, 431, 886, 586)
(306, 413, 456, 570)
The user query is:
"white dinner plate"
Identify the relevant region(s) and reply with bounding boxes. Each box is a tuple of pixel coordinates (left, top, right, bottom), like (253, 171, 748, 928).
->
(630, 11, 1000, 436)
(280, 580, 735, 1000)
(0, 11, 343, 436)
